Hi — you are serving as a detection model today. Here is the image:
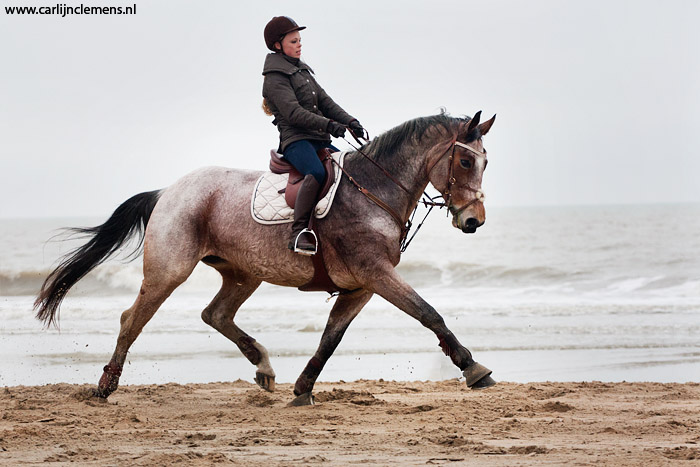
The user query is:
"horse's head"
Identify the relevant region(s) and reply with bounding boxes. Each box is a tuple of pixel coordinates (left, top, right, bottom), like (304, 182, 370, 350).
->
(427, 111, 495, 234)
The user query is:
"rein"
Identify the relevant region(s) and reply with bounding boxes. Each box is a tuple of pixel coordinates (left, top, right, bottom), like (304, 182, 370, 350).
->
(337, 130, 410, 241)
(339, 128, 484, 252)
(346, 129, 412, 196)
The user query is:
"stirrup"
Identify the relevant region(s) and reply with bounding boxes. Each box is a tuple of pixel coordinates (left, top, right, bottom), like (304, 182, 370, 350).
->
(293, 228, 317, 256)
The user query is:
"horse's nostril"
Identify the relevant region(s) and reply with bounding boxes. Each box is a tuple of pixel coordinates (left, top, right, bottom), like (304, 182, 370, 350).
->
(465, 218, 479, 228)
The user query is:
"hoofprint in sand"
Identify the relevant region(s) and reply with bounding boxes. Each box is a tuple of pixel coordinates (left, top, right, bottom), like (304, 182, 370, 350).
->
(1, 380, 698, 466)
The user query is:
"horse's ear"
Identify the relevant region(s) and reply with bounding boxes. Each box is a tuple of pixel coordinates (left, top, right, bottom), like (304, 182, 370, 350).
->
(467, 111, 482, 133)
(478, 114, 496, 136)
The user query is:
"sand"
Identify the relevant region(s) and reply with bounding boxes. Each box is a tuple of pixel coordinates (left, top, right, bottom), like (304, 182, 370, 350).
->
(1, 379, 698, 466)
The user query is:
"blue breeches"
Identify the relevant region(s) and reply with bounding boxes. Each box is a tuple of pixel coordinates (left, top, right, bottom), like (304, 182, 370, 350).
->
(282, 140, 338, 185)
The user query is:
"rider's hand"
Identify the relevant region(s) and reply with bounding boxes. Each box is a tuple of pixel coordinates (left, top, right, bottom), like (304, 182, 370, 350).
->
(349, 120, 365, 137)
(327, 120, 346, 138)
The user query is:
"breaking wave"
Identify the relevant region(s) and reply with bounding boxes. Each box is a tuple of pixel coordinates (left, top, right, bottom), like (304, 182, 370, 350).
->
(3, 259, 697, 300)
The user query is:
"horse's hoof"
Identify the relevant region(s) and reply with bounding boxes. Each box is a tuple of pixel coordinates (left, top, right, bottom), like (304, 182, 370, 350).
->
(463, 362, 494, 388)
(92, 388, 110, 399)
(470, 375, 497, 390)
(287, 392, 314, 407)
(255, 372, 276, 392)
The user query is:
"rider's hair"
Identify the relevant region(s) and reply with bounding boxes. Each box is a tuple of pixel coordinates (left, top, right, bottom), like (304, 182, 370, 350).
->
(261, 98, 274, 116)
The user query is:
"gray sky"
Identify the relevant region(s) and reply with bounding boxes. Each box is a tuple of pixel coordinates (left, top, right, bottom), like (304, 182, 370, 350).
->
(1, 0, 698, 218)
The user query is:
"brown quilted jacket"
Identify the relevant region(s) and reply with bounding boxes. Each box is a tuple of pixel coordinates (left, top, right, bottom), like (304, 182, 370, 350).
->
(262, 53, 355, 152)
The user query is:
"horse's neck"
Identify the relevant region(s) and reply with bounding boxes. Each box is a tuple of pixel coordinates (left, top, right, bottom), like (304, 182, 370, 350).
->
(345, 144, 433, 220)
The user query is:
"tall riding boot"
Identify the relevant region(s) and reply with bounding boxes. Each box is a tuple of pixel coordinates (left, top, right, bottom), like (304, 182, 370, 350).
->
(289, 174, 321, 255)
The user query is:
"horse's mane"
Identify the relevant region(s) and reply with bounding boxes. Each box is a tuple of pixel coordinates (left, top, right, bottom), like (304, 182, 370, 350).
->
(361, 110, 475, 160)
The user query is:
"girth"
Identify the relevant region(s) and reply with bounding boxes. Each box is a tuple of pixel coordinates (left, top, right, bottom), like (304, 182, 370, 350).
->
(297, 214, 353, 294)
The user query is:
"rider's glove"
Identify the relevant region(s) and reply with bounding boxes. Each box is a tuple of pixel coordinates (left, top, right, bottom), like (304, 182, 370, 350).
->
(327, 120, 346, 138)
(349, 120, 365, 137)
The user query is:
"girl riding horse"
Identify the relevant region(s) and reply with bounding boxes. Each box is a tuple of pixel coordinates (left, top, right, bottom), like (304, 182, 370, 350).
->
(262, 16, 364, 254)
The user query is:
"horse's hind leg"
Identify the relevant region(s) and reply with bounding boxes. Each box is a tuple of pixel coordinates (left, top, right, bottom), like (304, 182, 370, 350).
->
(200, 273, 275, 390)
(95, 274, 190, 398)
(95, 226, 200, 398)
(290, 289, 373, 406)
(369, 268, 495, 389)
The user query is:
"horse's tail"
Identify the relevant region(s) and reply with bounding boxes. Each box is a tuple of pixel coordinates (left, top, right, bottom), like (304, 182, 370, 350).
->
(34, 190, 162, 327)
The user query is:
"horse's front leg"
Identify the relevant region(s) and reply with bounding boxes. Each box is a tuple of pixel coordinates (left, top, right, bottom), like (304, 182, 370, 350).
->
(369, 268, 495, 389)
(289, 289, 373, 406)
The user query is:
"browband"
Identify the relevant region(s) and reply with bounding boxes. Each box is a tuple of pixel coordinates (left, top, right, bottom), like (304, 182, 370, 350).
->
(454, 140, 485, 156)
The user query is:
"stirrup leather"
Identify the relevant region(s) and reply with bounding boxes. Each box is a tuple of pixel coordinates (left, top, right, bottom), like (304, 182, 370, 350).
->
(293, 228, 317, 256)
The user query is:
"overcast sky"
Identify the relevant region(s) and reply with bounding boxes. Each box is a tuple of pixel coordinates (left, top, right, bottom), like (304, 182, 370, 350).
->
(1, 0, 698, 218)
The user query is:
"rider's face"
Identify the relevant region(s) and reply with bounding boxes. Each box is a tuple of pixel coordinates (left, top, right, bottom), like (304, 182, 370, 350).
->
(277, 31, 302, 58)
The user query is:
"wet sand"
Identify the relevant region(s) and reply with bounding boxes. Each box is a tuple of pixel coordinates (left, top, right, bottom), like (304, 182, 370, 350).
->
(1, 379, 698, 465)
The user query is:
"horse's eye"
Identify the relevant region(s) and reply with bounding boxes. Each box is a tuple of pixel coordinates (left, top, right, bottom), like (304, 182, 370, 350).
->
(460, 159, 472, 169)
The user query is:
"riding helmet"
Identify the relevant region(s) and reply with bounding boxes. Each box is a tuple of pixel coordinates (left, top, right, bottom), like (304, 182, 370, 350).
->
(264, 16, 306, 51)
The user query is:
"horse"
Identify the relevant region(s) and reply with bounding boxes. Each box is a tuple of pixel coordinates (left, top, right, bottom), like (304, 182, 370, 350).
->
(35, 110, 497, 405)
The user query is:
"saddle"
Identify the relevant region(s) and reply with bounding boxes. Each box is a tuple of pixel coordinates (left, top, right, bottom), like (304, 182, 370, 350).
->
(269, 148, 336, 208)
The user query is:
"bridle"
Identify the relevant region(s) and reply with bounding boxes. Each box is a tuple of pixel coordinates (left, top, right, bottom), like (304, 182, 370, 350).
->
(339, 129, 486, 252)
(424, 139, 486, 217)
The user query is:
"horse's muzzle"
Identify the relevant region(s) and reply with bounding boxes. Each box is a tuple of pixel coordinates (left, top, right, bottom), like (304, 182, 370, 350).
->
(452, 215, 484, 233)
(462, 217, 483, 233)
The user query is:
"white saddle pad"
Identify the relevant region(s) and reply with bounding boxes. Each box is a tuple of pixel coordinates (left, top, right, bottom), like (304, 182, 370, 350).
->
(251, 151, 346, 225)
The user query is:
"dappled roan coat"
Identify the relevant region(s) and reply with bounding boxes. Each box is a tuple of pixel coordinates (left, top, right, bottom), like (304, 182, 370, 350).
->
(33, 111, 497, 405)
(262, 52, 355, 152)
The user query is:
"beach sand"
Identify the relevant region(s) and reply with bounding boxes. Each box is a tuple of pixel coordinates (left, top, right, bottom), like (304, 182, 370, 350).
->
(1, 380, 698, 465)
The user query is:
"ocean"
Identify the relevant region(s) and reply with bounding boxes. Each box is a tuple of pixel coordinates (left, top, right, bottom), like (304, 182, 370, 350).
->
(1, 204, 699, 387)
